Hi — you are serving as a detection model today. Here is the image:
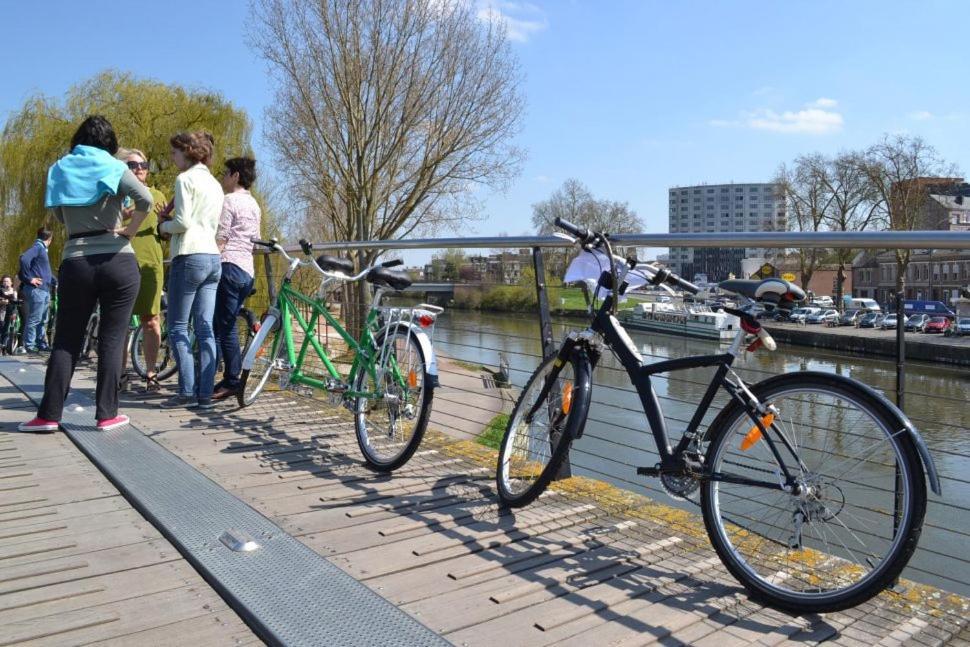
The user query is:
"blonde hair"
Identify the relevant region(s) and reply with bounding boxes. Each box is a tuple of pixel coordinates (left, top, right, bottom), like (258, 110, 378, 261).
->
(116, 147, 147, 162)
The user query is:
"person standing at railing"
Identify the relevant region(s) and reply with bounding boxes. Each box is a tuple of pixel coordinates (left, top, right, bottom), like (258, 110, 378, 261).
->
(211, 157, 261, 402)
(17, 228, 54, 354)
(19, 115, 150, 433)
(116, 148, 167, 392)
(156, 131, 224, 410)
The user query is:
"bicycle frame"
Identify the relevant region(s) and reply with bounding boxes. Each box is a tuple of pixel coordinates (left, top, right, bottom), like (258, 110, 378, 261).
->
(554, 295, 804, 494)
(271, 281, 382, 398)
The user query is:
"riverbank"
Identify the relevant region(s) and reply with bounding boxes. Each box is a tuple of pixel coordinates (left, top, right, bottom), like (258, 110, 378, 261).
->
(765, 321, 970, 367)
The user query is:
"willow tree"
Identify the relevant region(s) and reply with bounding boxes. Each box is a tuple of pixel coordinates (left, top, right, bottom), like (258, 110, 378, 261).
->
(0, 71, 258, 269)
(251, 0, 525, 333)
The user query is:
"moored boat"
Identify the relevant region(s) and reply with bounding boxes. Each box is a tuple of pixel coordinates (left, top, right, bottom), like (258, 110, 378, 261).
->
(619, 302, 740, 342)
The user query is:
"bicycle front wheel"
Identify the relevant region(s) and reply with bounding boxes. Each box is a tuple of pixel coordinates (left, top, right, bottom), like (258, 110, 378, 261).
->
(496, 350, 591, 508)
(237, 317, 284, 407)
(352, 326, 433, 472)
(701, 372, 927, 613)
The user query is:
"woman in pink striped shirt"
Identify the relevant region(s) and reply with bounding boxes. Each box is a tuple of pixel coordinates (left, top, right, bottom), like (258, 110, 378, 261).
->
(212, 157, 262, 401)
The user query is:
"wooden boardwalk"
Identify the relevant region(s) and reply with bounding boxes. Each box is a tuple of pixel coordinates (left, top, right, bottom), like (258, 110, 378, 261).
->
(3, 358, 969, 646)
(0, 378, 259, 646)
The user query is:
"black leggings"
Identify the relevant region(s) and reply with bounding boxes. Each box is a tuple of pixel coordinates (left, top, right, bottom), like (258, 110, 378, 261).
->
(39, 253, 139, 421)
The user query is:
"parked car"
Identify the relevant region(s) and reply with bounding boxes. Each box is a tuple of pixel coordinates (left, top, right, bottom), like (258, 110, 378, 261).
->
(904, 314, 931, 332)
(922, 317, 950, 334)
(807, 309, 838, 324)
(880, 313, 907, 330)
(857, 312, 880, 328)
(948, 317, 970, 336)
(839, 309, 862, 326)
(790, 307, 821, 324)
(812, 296, 834, 308)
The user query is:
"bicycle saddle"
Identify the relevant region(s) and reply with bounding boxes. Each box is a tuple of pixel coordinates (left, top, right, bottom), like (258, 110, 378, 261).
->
(315, 254, 355, 274)
(718, 278, 806, 305)
(366, 267, 412, 291)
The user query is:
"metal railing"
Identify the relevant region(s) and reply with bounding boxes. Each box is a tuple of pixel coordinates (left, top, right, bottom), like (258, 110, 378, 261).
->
(250, 229, 970, 601)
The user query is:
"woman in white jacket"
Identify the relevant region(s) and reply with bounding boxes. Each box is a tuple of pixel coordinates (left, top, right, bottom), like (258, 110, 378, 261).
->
(158, 131, 224, 409)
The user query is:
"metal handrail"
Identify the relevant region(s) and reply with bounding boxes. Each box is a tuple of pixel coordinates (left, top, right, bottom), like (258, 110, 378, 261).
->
(277, 230, 970, 252)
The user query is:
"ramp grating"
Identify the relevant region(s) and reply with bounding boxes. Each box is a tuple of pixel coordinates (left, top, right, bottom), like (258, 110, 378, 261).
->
(0, 358, 450, 647)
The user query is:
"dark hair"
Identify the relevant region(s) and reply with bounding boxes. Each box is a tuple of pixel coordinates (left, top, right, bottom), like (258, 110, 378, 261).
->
(70, 115, 118, 154)
(224, 157, 256, 189)
(170, 131, 214, 164)
(36, 227, 52, 241)
(1, 275, 11, 284)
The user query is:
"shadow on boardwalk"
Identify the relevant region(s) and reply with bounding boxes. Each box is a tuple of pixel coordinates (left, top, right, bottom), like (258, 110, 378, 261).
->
(112, 372, 970, 647)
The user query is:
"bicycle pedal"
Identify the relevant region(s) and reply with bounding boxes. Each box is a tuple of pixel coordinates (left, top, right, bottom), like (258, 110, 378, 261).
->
(636, 465, 661, 477)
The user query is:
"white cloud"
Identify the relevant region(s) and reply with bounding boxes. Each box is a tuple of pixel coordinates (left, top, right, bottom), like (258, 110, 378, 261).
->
(909, 110, 934, 121)
(710, 98, 844, 135)
(747, 107, 843, 134)
(811, 97, 838, 108)
(477, 1, 547, 42)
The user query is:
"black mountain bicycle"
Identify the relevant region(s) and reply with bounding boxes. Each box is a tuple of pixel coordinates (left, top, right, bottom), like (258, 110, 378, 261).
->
(495, 217, 941, 613)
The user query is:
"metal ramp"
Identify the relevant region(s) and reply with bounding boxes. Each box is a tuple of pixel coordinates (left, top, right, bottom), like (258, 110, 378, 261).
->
(0, 358, 450, 647)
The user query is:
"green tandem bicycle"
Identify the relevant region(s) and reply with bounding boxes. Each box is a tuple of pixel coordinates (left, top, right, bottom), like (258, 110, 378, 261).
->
(239, 239, 443, 472)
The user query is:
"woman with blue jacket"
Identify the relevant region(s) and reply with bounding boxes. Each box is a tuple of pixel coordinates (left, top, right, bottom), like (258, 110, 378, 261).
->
(19, 115, 150, 433)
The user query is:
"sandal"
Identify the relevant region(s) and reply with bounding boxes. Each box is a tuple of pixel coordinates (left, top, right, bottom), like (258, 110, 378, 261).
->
(144, 373, 161, 393)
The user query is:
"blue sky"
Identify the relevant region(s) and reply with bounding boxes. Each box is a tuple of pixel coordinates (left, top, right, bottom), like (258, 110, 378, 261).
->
(3, 1, 969, 264)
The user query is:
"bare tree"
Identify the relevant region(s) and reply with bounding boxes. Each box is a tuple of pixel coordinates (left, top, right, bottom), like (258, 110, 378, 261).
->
(859, 135, 957, 300)
(531, 178, 644, 274)
(251, 0, 524, 332)
(820, 152, 879, 308)
(776, 154, 834, 290)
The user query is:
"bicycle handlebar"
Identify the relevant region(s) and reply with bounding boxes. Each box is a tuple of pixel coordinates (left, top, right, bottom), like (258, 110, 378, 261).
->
(251, 238, 403, 283)
(554, 217, 597, 245)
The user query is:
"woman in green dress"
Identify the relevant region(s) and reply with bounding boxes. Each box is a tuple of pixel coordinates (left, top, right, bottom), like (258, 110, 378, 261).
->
(119, 148, 166, 390)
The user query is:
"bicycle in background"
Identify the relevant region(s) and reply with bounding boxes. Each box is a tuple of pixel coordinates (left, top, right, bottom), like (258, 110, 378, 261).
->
(240, 239, 442, 472)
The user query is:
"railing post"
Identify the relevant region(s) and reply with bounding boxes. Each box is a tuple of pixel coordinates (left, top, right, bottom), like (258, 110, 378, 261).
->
(532, 247, 554, 359)
(532, 247, 571, 480)
(895, 290, 905, 411)
(893, 289, 905, 578)
(263, 253, 277, 305)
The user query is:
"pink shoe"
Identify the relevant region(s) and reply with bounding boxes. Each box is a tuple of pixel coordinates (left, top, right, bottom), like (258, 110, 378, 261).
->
(18, 417, 59, 433)
(96, 415, 130, 431)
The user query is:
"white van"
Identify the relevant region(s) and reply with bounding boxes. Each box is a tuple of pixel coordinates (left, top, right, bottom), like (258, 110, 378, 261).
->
(845, 298, 882, 313)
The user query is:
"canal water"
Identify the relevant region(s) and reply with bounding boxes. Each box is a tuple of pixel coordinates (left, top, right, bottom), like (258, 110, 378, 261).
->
(433, 310, 970, 597)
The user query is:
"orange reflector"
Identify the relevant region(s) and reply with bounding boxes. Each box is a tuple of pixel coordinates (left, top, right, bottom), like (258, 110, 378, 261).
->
(561, 381, 573, 414)
(741, 413, 774, 451)
(408, 369, 417, 388)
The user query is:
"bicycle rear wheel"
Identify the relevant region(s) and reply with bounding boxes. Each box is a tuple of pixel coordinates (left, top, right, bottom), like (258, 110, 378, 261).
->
(496, 350, 591, 508)
(701, 372, 926, 613)
(237, 318, 284, 407)
(130, 324, 176, 380)
(352, 326, 433, 472)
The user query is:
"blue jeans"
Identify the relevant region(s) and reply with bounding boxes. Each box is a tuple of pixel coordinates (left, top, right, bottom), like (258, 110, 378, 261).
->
(22, 284, 50, 350)
(168, 254, 221, 400)
(214, 262, 254, 389)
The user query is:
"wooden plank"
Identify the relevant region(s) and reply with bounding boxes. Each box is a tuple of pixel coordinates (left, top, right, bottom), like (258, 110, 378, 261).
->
(89, 612, 260, 647)
(0, 561, 197, 623)
(6, 585, 236, 646)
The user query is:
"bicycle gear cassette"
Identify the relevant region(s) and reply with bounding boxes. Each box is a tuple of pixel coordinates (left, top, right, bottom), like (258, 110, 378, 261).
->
(660, 472, 700, 501)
